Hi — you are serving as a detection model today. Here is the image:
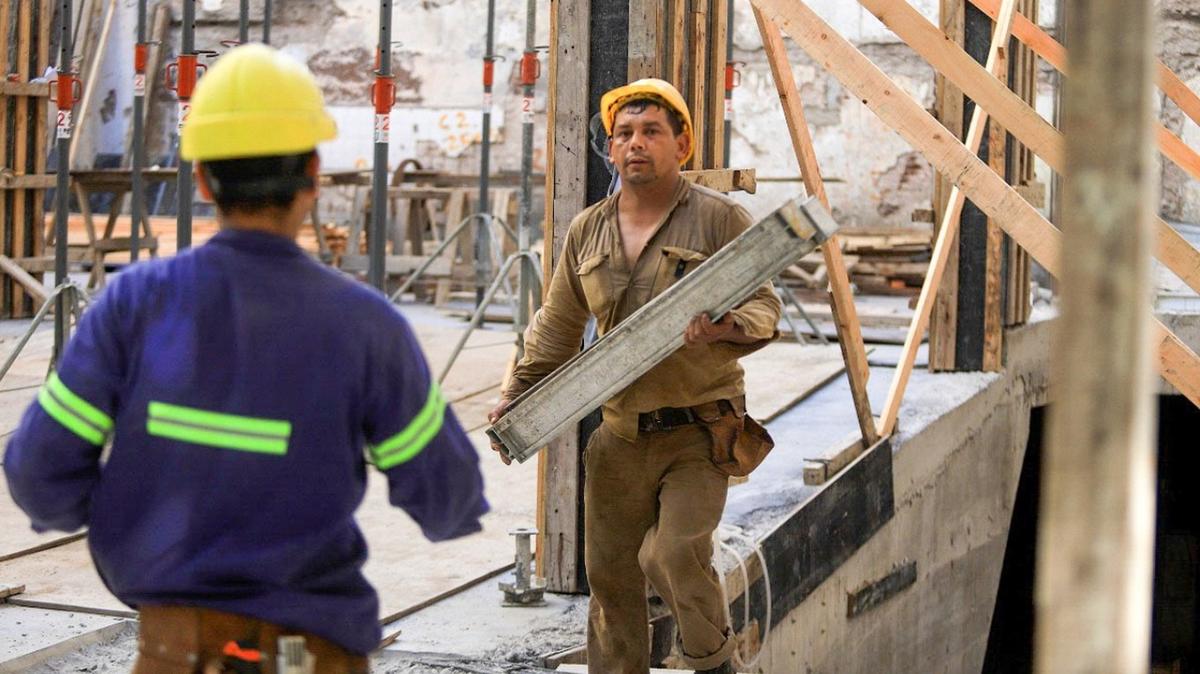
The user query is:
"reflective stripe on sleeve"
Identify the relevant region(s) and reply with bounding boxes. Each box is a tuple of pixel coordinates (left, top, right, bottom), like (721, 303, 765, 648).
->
(371, 381, 446, 470)
(37, 381, 109, 446)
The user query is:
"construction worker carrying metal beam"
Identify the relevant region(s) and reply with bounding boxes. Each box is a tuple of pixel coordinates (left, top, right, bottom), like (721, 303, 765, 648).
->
(490, 78, 782, 674)
(4, 45, 488, 673)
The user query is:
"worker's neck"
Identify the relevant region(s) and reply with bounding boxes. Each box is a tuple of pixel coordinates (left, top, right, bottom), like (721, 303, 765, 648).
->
(219, 211, 300, 241)
(619, 173, 681, 212)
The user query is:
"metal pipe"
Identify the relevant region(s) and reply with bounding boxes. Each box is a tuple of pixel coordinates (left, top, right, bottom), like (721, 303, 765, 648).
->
(239, 0, 249, 43)
(54, 0, 75, 361)
(177, 0, 195, 251)
(369, 0, 393, 290)
(475, 0, 497, 307)
(516, 0, 537, 352)
(130, 0, 147, 263)
(262, 0, 272, 44)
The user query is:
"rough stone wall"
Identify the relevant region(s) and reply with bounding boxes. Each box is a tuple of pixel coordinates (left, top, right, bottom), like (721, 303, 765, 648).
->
(81, 0, 1199, 227)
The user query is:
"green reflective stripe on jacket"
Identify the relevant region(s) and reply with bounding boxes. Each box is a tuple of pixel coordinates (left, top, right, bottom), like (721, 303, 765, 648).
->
(372, 382, 446, 469)
(147, 419, 288, 455)
(46, 372, 113, 433)
(148, 402, 292, 437)
(37, 386, 107, 445)
(146, 402, 291, 456)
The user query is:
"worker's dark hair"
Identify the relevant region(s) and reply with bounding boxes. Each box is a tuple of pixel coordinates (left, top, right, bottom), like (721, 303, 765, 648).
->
(613, 96, 684, 136)
(200, 150, 317, 213)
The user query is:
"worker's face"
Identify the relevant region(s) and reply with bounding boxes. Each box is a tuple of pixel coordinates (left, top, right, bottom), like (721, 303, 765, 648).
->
(609, 103, 689, 186)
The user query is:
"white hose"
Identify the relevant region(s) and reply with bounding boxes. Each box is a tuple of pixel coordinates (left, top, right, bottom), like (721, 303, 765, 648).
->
(714, 523, 772, 672)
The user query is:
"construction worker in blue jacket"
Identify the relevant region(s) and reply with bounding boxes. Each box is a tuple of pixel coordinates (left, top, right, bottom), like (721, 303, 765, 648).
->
(3, 44, 488, 673)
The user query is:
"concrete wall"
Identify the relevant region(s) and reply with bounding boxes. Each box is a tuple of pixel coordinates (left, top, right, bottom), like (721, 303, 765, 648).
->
(78, 0, 1199, 228)
(759, 318, 1051, 672)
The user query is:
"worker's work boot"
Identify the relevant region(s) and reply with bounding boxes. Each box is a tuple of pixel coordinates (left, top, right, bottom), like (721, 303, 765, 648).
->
(696, 661, 735, 674)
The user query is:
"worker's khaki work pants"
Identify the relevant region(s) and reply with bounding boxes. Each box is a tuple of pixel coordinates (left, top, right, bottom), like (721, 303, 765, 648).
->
(133, 605, 369, 674)
(585, 422, 735, 673)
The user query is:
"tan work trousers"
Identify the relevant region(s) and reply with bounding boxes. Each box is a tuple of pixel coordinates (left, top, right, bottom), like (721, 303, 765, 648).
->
(585, 422, 735, 673)
(132, 605, 369, 674)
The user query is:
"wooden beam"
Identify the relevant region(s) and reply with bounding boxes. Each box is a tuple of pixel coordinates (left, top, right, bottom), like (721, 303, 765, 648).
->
(1036, 0, 1158, 668)
(969, 0, 1200, 130)
(753, 6, 879, 445)
(680, 167, 757, 193)
(856, 0, 1063, 168)
(627, 0, 659, 79)
(0, 81, 52, 97)
(748, 0, 1200, 409)
(880, 0, 1019, 437)
(856, 0, 1200, 299)
(541, 0, 590, 595)
(0, 254, 48, 305)
(0, 174, 56, 190)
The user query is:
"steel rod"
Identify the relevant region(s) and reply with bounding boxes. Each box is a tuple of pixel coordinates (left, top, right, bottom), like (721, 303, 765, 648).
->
(54, 0, 74, 361)
(176, 0, 195, 251)
(475, 0, 497, 307)
(369, 0, 392, 290)
(130, 0, 147, 263)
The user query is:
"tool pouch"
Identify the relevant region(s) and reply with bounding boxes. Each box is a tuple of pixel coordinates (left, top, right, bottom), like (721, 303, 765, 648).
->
(692, 397, 774, 477)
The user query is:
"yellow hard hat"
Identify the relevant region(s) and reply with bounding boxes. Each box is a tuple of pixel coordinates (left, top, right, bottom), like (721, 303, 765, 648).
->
(181, 44, 337, 162)
(600, 78, 694, 164)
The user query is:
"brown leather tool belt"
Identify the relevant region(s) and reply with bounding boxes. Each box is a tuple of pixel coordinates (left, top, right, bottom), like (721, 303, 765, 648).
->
(637, 397, 744, 434)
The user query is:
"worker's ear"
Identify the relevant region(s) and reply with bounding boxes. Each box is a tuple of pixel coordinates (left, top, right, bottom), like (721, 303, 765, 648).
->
(305, 152, 320, 191)
(674, 131, 690, 164)
(195, 162, 215, 202)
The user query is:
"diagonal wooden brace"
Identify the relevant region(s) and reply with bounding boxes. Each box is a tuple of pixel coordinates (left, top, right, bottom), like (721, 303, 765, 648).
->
(749, 0, 1200, 408)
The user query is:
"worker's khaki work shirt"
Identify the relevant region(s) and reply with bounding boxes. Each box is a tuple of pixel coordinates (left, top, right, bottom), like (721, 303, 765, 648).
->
(505, 178, 782, 441)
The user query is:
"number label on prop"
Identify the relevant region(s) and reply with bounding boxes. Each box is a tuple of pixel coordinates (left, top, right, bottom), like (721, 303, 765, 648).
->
(521, 96, 534, 123)
(177, 102, 190, 131)
(724, 98, 734, 122)
(482, 93, 493, 114)
(56, 110, 72, 139)
(134, 73, 146, 97)
(374, 113, 390, 143)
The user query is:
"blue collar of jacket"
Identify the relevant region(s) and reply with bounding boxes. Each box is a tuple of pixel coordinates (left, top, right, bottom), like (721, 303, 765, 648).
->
(208, 228, 305, 257)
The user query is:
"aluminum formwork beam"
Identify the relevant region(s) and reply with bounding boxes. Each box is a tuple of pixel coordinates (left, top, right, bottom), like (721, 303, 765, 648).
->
(489, 195, 839, 463)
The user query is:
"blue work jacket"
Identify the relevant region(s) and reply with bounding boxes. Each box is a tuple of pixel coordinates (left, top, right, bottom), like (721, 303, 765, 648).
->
(3, 228, 489, 655)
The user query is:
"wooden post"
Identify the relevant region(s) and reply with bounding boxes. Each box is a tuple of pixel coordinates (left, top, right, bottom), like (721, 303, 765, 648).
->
(880, 0, 1018, 437)
(1035, 0, 1158, 671)
(538, 0, 592, 594)
(753, 7, 879, 444)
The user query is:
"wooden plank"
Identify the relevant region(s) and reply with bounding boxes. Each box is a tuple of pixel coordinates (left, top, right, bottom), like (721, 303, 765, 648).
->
(688, 2, 708, 170)
(749, 0, 1200, 409)
(628, 0, 659, 80)
(708, 0, 728, 168)
(930, 0, 965, 372)
(542, 0, 590, 595)
(846, 559, 918, 618)
(0, 81, 52, 97)
(0, 583, 26, 600)
(0, 174, 56, 190)
(670, 0, 686, 90)
(11, 0, 33, 315)
(0, 0, 11, 317)
(1036, 0, 1158, 668)
(955, 0, 1200, 298)
(856, 0, 1063, 169)
(753, 6, 879, 445)
(680, 167, 756, 193)
(969, 0, 1200, 131)
(982, 16, 1012, 373)
(0, 253, 48, 305)
(741, 343, 846, 423)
